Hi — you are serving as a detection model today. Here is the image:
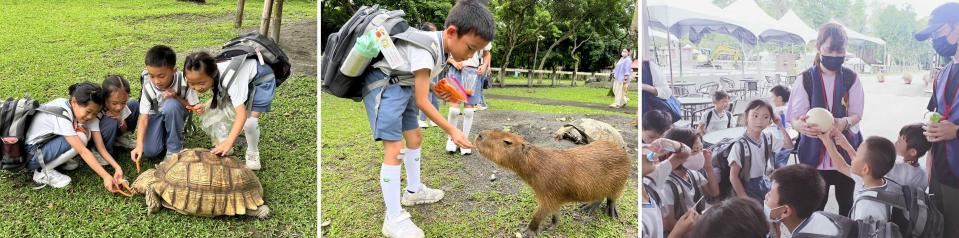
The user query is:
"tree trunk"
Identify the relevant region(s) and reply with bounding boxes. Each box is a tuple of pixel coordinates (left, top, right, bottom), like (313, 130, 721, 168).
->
(235, 0, 246, 28)
(535, 33, 574, 84)
(259, 0, 275, 35)
(270, 0, 284, 43)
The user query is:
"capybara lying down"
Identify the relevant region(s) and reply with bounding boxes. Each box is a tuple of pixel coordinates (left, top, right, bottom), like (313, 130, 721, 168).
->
(475, 129, 630, 237)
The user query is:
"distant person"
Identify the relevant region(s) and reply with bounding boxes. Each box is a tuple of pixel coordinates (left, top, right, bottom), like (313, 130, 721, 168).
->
(887, 124, 930, 191)
(611, 48, 631, 108)
(787, 22, 864, 217)
(695, 91, 732, 138)
(769, 85, 792, 168)
(915, 3, 959, 235)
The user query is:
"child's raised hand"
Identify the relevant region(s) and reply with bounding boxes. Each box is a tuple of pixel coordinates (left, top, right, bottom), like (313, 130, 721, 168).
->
(448, 129, 474, 149)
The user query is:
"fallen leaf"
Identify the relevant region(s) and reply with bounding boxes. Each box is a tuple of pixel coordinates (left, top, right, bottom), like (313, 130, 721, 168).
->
(321, 220, 331, 227)
(46, 202, 54, 209)
(284, 112, 292, 117)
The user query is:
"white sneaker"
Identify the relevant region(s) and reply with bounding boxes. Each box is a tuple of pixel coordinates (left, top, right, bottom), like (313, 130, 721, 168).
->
(382, 210, 424, 238)
(33, 169, 71, 188)
(92, 151, 109, 166)
(60, 158, 80, 171)
(246, 151, 261, 170)
(115, 136, 136, 150)
(445, 139, 457, 153)
(401, 184, 445, 206)
(418, 120, 429, 128)
(460, 148, 472, 155)
(476, 105, 488, 111)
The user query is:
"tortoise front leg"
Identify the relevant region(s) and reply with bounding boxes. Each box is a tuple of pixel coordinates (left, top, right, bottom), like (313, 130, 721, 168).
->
(144, 188, 161, 215)
(247, 205, 271, 219)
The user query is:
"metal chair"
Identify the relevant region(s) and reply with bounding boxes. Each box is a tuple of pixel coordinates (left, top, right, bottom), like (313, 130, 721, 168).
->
(696, 82, 720, 97)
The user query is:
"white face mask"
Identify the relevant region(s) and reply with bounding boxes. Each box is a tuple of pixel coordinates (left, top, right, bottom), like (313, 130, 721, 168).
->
(683, 152, 705, 171)
(764, 203, 785, 223)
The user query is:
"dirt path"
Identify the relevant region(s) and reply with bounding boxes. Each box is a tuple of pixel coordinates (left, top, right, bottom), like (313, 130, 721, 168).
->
(485, 94, 636, 114)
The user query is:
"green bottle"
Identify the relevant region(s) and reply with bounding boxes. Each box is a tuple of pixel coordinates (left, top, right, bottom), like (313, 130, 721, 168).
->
(931, 112, 943, 124)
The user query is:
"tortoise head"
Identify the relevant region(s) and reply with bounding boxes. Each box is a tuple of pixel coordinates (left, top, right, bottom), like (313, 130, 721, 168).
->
(131, 169, 158, 195)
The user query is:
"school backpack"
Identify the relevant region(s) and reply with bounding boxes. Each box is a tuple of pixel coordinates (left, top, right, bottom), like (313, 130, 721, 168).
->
(703, 110, 732, 132)
(793, 211, 902, 238)
(0, 96, 71, 170)
(666, 171, 705, 217)
(711, 134, 773, 199)
(216, 32, 291, 87)
(321, 5, 443, 102)
(853, 179, 944, 238)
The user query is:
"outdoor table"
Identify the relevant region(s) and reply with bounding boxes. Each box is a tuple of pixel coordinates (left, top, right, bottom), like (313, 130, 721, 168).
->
(677, 97, 713, 121)
(670, 82, 697, 97)
(703, 127, 799, 145)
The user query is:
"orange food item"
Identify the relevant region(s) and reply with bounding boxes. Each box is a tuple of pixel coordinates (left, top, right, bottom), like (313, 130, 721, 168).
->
(434, 79, 468, 103)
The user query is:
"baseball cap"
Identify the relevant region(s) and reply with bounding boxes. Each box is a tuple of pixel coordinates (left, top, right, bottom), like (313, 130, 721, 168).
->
(915, 2, 959, 41)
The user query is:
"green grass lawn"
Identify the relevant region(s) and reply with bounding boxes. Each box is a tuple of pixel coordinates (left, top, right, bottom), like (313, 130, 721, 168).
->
(321, 93, 637, 237)
(0, 1, 317, 237)
(486, 87, 639, 109)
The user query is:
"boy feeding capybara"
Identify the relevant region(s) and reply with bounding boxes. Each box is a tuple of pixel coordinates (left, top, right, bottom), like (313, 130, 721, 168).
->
(475, 129, 630, 237)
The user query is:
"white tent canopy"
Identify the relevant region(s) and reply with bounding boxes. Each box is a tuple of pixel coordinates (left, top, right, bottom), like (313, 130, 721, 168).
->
(846, 28, 886, 46)
(776, 10, 817, 43)
(647, 0, 758, 45)
(723, 0, 806, 44)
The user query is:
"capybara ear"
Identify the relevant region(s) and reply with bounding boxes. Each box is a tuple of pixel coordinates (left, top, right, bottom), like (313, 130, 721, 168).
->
(522, 143, 531, 154)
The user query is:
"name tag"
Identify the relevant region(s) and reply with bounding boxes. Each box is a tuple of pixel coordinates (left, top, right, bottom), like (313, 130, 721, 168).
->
(374, 26, 406, 69)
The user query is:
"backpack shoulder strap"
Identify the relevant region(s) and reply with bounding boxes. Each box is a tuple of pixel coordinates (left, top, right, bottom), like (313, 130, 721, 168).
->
(35, 105, 71, 121)
(705, 111, 713, 131)
(803, 69, 814, 104)
(726, 111, 733, 128)
(666, 178, 685, 217)
(222, 56, 249, 90)
(738, 137, 751, 181)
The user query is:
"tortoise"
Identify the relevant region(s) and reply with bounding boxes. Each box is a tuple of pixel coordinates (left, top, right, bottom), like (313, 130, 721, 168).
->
(118, 148, 270, 218)
(552, 118, 626, 149)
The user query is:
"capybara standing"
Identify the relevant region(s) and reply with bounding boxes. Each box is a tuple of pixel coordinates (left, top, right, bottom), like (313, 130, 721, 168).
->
(475, 129, 630, 237)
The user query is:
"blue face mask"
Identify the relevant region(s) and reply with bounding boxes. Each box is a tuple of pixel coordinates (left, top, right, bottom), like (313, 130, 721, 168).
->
(820, 55, 845, 71)
(934, 35, 958, 57)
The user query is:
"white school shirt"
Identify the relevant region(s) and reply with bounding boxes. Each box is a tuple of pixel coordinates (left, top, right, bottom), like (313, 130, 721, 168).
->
(660, 170, 707, 219)
(26, 98, 100, 145)
(885, 159, 928, 191)
(139, 71, 199, 114)
(727, 131, 784, 179)
(850, 173, 891, 221)
(373, 31, 444, 79)
(787, 212, 842, 237)
(642, 178, 665, 238)
(697, 109, 732, 134)
(216, 59, 258, 109)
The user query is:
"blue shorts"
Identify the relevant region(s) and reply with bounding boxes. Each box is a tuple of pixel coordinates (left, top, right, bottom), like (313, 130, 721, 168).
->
(363, 70, 419, 141)
(448, 66, 481, 105)
(250, 64, 277, 113)
(745, 176, 771, 203)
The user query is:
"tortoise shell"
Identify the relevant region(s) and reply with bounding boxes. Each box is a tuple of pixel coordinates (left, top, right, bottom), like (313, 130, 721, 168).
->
(151, 148, 264, 217)
(553, 118, 626, 148)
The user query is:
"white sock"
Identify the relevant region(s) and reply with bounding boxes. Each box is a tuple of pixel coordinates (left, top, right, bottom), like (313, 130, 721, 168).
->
(380, 163, 402, 219)
(244, 118, 261, 154)
(43, 149, 78, 170)
(462, 108, 476, 139)
(447, 107, 461, 141)
(403, 148, 422, 193)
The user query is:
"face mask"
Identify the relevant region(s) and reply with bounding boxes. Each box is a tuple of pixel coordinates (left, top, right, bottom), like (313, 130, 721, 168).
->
(764, 203, 785, 223)
(934, 35, 958, 57)
(820, 55, 844, 71)
(683, 152, 705, 171)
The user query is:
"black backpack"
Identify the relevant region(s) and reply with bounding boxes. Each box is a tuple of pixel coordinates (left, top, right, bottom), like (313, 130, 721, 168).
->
(794, 211, 902, 238)
(853, 179, 944, 238)
(321, 5, 409, 101)
(0, 96, 71, 170)
(666, 171, 705, 217)
(711, 134, 773, 199)
(216, 32, 291, 87)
